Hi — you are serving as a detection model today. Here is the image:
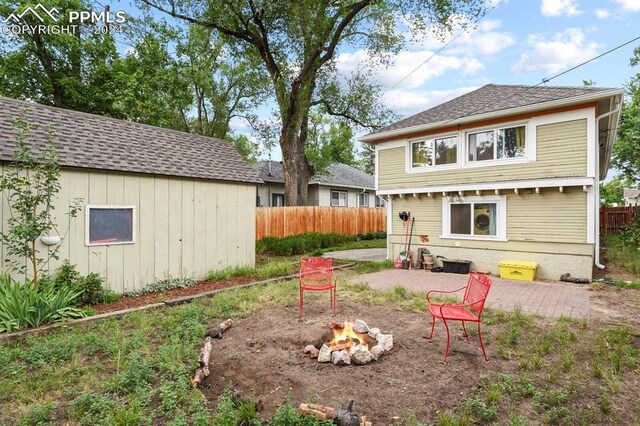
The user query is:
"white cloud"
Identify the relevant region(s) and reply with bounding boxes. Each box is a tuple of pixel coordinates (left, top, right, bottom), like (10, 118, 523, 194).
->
(540, 0, 582, 16)
(613, 0, 640, 12)
(383, 86, 479, 116)
(336, 50, 484, 90)
(409, 19, 516, 57)
(595, 8, 610, 18)
(512, 28, 602, 74)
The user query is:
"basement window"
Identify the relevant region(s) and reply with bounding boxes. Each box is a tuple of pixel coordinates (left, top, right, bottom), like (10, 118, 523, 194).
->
(86, 205, 135, 245)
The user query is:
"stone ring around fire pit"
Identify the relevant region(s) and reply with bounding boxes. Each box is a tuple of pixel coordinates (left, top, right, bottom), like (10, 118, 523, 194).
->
(304, 319, 393, 366)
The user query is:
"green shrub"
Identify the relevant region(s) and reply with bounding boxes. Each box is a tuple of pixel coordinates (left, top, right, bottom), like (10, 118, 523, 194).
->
(619, 215, 640, 248)
(256, 232, 355, 255)
(0, 275, 86, 333)
(52, 261, 116, 305)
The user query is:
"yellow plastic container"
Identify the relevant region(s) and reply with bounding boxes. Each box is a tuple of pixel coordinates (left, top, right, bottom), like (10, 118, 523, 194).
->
(498, 260, 538, 282)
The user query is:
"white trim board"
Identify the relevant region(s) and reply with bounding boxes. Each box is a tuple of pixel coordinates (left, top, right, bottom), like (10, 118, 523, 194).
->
(376, 177, 595, 196)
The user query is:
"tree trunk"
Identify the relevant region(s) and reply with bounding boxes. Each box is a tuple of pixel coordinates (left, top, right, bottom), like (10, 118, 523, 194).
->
(281, 129, 311, 206)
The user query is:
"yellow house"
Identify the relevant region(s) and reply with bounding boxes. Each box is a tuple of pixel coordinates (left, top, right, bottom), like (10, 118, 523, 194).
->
(0, 97, 262, 293)
(361, 84, 624, 280)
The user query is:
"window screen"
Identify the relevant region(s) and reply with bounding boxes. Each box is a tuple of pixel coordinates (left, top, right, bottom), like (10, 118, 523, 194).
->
(88, 207, 134, 244)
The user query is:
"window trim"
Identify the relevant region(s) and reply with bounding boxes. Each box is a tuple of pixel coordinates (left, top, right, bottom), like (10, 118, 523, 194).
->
(85, 205, 136, 246)
(441, 195, 507, 241)
(357, 192, 369, 207)
(463, 121, 534, 168)
(407, 133, 459, 173)
(271, 193, 285, 207)
(330, 189, 348, 207)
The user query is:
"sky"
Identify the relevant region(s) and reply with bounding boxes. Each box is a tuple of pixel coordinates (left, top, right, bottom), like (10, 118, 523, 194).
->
(34, 0, 640, 161)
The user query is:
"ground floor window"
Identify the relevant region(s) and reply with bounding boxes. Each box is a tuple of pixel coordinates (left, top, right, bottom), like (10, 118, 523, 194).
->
(271, 193, 285, 207)
(442, 196, 506, 240)
(357, 192, 369, 207)
(86, 205, 135, 245)
(331, 190, 348, 207)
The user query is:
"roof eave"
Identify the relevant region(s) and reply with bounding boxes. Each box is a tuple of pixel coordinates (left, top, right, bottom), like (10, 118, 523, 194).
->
(359, 88, 625, 143)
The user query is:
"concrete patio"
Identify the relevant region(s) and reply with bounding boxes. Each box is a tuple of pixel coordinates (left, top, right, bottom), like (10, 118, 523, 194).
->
(349, 269, 590, 319)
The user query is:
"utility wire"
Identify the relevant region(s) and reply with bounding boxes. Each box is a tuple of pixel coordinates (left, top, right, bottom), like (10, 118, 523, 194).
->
(428, 34, 640, 129)
(385, 0, 506, 93)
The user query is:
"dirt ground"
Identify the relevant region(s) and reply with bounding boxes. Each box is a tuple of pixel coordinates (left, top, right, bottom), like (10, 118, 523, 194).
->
(199, 285, 640, 424)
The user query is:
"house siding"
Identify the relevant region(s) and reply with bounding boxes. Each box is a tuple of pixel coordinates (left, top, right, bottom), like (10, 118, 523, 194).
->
(0, 167, 256, 293)
(389, 187, 592, 279)
(378, 118, 589, 190)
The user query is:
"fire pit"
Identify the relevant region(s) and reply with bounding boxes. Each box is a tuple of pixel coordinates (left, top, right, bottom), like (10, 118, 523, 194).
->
(304, 319, 393, 365)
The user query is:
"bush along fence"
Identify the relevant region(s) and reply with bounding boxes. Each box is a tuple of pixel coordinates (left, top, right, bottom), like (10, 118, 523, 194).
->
(256, 206, 386, 239)
(600, 206, 639, 235)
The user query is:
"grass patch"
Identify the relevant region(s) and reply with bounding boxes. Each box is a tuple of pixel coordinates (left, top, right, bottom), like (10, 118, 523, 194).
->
(257, 260, 294, 280)
(206, 265, 258, 281)
(601, 235, 640, 279)
(353, 260, 394, 274)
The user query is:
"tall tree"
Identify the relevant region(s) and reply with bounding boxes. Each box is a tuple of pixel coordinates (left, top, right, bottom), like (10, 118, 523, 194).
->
(0, 0, 128, 115)
(611, 48, 640, 184)
(141, 0, 486, 205)
(306, 114, 358, 174)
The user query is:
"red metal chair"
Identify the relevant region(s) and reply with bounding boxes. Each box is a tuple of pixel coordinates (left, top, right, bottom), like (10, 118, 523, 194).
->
(426, 274, 492, 363)
(299, 257, 336, 318)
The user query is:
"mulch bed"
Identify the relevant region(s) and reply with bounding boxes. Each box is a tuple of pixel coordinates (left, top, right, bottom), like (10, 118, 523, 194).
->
(92, 276, 260, 314)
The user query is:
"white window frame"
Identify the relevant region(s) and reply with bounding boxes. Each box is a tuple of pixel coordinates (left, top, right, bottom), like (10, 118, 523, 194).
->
(357, 192, 369, 207)
(441, 195, 507, 241)
(463, 121, 535, 169)
(330, 190, 348, 207)
(85, 205, 136, 246)
(407, 134, 459, 173)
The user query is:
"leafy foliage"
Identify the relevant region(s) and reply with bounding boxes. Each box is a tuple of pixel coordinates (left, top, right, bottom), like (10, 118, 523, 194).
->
(619, 215, 640, 248)
(51, 261, 117, 305)
(0, 275, 85, 333)
(123, 276, 196, 297)
(0, 117, 82, 286)
(611, 50, 640, 184)
(142, 0, 486, 204)
(599, 176, 627, 206)
(256, 232, 385, 256)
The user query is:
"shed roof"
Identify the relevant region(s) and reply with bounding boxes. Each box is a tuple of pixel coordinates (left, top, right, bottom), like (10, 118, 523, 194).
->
(365, 84, 618, 139)
(0, 96, 262, 184)
(254, 161, 374, 189)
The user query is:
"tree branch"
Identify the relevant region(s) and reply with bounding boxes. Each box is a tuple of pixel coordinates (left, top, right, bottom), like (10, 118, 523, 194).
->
(312, 99, 379, 129)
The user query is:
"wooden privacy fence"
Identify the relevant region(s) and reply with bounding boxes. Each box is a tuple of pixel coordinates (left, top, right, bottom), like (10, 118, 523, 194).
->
(600, 206, 639, 235)
(256, 207, 386, 240)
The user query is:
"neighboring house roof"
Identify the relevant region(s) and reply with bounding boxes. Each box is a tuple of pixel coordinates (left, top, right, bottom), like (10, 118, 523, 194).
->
(362, 84, 621, 141)
(254, 161, 374, 190)
(0, 96, 262, 184)
(623, 188, 640, 199)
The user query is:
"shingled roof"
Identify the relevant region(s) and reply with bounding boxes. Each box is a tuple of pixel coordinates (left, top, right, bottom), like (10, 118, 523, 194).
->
(366, 84, 618, 139)
(0, 97, 262, 184)
(254, 161, 374, 189)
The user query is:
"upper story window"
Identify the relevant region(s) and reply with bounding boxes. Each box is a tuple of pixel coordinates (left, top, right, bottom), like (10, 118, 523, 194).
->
(411, 136, 457, 169)
(468, 125, 526, 162)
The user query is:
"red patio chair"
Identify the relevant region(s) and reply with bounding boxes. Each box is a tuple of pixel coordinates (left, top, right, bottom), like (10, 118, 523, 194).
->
(426, 273, 492, 363)
(299, 257, 336, 318)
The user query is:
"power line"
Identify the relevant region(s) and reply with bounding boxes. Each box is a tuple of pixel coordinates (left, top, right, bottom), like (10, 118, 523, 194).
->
(385, 0, 506, 93)
(431, 34, 640, 129)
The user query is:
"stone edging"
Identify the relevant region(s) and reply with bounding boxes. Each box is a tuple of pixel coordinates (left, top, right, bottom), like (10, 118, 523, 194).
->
(0, 263, 355, 342)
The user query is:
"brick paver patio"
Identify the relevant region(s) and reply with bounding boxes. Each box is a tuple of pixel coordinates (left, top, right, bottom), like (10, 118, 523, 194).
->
(349, 269, 590, 319)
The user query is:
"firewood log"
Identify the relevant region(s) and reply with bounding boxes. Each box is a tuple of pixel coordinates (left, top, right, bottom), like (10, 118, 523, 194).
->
(198, 336, 213, 368)
(191, 366, 209, 387)
(298, 401, 371, 426)
(206, 318, 233, 338)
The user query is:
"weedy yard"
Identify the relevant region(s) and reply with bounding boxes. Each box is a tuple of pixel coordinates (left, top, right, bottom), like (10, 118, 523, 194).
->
(0, 266, 639, 425)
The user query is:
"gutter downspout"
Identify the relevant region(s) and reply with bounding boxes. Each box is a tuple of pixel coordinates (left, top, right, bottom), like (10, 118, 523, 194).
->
(379, 195, 392, 259)
(594, 100, 622, 269)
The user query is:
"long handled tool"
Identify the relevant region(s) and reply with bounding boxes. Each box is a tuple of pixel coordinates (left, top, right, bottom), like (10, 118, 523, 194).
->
(406, 217, 415, 268)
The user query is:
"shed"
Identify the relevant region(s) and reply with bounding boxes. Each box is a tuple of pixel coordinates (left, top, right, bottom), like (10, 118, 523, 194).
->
(0, 96, 262, 293)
